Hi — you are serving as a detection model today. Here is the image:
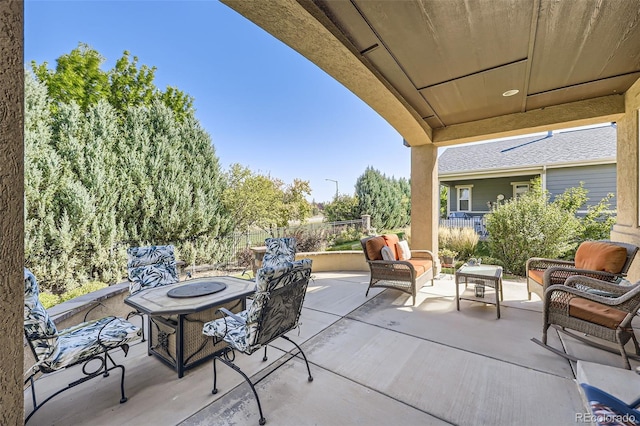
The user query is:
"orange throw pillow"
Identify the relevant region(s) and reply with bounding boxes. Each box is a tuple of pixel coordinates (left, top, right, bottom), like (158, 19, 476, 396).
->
(574, 241, 627, 274)
(382, 234, 400, 260)
(365, 236, 386, 261)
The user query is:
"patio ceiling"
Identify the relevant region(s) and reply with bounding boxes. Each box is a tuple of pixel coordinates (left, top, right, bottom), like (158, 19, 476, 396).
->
(222, 0, 640, 146)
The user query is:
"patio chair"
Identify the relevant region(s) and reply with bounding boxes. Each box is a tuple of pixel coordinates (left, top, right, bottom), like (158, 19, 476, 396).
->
(579, 383, 640, 426)
(126, 244, 179, 341)
(360, 234, 435, 305)
(531, 275, 640, 369)
(262, 237, 296, 268)
(24, 268, 141, 423)
(202, 259, 313, 425)
(526, 240, 638, 301)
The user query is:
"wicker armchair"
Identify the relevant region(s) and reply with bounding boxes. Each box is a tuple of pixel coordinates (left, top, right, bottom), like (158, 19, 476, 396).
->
(360, 235, 434, 306)
(533, 275, 640, 369)
(526, 240, 638, 301)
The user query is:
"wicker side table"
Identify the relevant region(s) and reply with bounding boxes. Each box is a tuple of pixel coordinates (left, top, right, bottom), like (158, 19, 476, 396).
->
(455, 264, 504, 318)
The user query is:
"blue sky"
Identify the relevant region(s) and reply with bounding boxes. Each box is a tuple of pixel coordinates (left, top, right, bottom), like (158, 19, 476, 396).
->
(25, 1, 410, 203)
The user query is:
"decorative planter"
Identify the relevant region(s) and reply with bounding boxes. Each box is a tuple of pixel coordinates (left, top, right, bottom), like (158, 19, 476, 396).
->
(442, 256, 455, 266)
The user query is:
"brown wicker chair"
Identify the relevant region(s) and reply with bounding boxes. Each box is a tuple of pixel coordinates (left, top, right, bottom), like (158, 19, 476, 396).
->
(360, 235, 434, 305)
(526, 240, 638, 301)
(532, 275, 640, 369)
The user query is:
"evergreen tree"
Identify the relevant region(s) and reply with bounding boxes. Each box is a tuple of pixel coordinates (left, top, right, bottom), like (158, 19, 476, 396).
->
(355, 167, 410, 230)
(25, 63, 230, 292)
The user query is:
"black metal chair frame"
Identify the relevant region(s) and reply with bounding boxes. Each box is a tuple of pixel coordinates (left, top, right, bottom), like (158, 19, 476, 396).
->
(24, 317, 132, 424)
(209, 271, 313, 425)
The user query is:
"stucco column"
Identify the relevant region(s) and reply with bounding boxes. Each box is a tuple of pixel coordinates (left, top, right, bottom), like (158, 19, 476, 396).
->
(611, 77, 640, 281)
(411, 144, 439, 258)
(0, 1, 25, 423)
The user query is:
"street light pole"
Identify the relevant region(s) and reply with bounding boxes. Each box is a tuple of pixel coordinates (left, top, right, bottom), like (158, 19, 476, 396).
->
(325, 178, 338, 200)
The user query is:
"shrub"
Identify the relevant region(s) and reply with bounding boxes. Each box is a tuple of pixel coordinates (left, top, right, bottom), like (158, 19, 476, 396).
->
(39, 292, 61, 309)
(485, 189, 580, 276)
(289, 228, 326, 252)
(553, 183, 616, 243)
(327, 226, 364, 247)
(59, 281, 108, 303)
(476, 256, 504, 268)
(439, 227, 452, 249)
(438, 248, 458, 259)
(236, 247, 254, 268)
(439, 227, 478, 260)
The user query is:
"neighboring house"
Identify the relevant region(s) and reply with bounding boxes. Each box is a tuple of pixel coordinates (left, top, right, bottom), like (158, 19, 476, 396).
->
(439, 124, 617, 218)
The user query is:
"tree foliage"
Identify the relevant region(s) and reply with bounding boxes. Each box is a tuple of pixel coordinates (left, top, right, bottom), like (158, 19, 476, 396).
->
(355, 167, 410, 230)
(324, 194, 361, 222)
(440, 185, 448, 218)
(31, 43, 194, 120)
(25, 70, 229, 293)
(484, 178, 615, 276)
(222, 164, 312, 232)
(485, 186, 580, 276)
(551, 181, 616, 242)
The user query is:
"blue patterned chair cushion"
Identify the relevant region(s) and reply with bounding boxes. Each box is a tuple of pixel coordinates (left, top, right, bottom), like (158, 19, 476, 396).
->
(127, 245, 176, 267)
(24, 268, 59, 361)
(202, 259, 312, 353)
(127, 245, 179, 294)
(24, 268, 142, 374)
(262, 238, 296, 268)
(580, 383, 640, 426)
(42, 317, 141, 372)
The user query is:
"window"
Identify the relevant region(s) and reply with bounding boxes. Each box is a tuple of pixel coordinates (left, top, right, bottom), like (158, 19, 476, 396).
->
(511, 182, 530, 198)
(456, 185, 472, 211)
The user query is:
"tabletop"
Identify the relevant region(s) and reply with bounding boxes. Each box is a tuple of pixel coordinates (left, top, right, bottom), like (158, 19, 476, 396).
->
(124, 276, 255, 316)
(456, 264, 503, 279)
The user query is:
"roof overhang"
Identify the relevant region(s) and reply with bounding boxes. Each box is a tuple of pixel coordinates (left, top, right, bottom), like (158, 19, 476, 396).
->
(222, 0, 640, 147)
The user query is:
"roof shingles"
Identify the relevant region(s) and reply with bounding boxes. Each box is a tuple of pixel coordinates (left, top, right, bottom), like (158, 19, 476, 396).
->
(438, 125, 616, 174)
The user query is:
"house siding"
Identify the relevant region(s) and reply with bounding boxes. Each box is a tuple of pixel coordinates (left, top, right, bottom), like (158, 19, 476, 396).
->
(546, 164, 617, 209)
(446, 175, 539, 214)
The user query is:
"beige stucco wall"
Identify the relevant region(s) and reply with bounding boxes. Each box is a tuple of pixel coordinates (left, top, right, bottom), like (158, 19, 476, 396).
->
(611, 77, 640, 281)
(295, 251, 368, 272)
(410, 144, 439, 257)
(0, 1, 24, 423)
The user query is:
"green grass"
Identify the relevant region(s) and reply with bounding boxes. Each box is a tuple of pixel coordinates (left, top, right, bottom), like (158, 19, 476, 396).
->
(327, 240, 362, 251)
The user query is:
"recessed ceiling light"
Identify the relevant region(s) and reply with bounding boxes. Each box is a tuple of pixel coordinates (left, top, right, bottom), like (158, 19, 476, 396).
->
(502, 89, 519, 97)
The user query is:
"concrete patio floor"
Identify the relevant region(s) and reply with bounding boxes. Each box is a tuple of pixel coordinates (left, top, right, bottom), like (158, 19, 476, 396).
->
(25, 272, 640, 425)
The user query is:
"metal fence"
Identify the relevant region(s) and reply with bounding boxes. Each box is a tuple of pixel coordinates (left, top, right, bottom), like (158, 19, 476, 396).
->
(439, 216, 488, 238)
(215, 218, 367, 269)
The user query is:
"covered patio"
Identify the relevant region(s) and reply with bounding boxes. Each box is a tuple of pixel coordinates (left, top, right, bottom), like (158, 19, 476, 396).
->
(25, 272, 638, 425)
(3, 1, 640, 422)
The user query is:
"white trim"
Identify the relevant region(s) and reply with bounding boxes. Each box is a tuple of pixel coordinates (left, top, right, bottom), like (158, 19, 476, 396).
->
(439, 158, 615, 181)
(511, 181, 530, 198)
(457, 185, 472, 211)
(442, 168, 542, 181)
